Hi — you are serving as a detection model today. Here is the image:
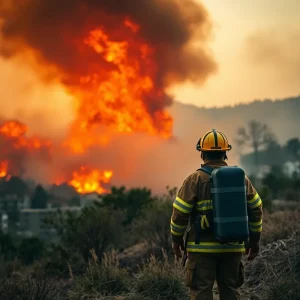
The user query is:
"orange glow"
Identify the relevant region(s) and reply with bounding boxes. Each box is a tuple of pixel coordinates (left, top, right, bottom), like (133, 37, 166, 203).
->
(0, 18, 175, 194)
(64, 18, 172, 154)
(0, 161, 8, 178)
(69, 166, 113, 194)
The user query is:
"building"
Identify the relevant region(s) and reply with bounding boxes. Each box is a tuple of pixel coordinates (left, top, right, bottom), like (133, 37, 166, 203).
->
(1, 213, 8, 233)
(20, 206, 82, 240)
(79, 192, 102, 207)
(0, 194, 31, 232)
(0, 194, 30, 212)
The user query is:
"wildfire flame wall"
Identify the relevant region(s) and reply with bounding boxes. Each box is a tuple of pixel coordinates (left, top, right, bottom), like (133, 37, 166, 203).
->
(0, 0, 216, 194)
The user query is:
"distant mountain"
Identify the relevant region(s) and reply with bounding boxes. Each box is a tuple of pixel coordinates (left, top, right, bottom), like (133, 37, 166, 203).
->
(169, 95, 300, 146)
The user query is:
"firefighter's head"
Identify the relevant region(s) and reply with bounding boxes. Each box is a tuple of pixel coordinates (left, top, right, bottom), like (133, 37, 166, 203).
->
(196, 129, 232, 161)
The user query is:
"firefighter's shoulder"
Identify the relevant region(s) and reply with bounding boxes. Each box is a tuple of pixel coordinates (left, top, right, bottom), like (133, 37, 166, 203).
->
(179, 170, 202, 189)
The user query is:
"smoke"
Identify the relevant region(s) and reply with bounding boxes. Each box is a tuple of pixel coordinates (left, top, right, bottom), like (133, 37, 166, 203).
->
(0, 0, 216, 112)
(245, 29, 300, 80)
(0, 0, 219, 193)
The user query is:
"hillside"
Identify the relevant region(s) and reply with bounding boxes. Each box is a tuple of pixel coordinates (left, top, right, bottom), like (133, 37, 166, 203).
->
(163, 95, 300, 178)
(169, 95, 300, 145)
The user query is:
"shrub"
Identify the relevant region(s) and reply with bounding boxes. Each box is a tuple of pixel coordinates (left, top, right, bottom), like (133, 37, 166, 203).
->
(131, 198, 172, 255)
(266, 276, 300, 300)
(0, 258, 23, 279)
(68, 250, 130, 300)
(0, 270, 60, 300)
(134, 252, 189, 300)
(18, 237, 45, 265)
(50, 203, 126, 262)
(261, 210, 300, 245)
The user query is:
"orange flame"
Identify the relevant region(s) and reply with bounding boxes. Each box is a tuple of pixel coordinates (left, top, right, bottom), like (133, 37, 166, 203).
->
(0, 121, 52, 149)
(69, 166, 113, 194)
(0, 120, 52, 178)
(64, 18, 172, 154)
(0, 161, 8, 178)
(0, 0, 216, 195)
(0, 19, 174, 194)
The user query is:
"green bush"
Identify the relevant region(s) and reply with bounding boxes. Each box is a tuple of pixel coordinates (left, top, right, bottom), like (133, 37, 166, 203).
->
(18, 237, 45, 265)
(131, 198, 172, 255)
(68, 250, 130, 299)
(49, 203, 126, 262)
(258, 185, 273, 212)
(34, 245, 86, 278)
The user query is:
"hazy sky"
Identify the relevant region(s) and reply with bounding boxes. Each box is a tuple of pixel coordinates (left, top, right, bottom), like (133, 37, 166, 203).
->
(170, 0, 300, 107)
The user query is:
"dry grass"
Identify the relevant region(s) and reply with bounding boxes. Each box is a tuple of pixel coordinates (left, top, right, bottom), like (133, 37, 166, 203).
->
(68, 249, 189, 300)
(134, 251, 189, 300)
(68, 250, 130, 300)
(260, 209, 300, 245)
(0, 209, 299, 300)
(243, 228, 300, 300)
(0, 269, 61, 300)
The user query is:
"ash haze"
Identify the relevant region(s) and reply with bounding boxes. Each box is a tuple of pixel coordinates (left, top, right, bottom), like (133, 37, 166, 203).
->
(170, 0, 300, 107)
(0, 0, 299, 194)
(0, 0, 299, 127)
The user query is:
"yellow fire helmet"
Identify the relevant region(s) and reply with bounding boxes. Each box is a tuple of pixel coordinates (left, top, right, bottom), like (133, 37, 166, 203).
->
(196, 129, 232, 152)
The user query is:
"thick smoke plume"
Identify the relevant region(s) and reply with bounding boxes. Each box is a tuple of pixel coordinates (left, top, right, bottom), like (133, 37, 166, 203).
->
(0, 0, 216, 109)
(0, 0, 217, 194)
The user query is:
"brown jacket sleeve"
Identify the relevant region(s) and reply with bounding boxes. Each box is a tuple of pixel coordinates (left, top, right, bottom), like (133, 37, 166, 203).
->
(170, 173, 198, 244)
(246, 176, 263, 242)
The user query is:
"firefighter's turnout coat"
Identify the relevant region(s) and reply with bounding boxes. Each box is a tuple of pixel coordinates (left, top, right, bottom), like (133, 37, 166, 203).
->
(170, 161, 263, 253)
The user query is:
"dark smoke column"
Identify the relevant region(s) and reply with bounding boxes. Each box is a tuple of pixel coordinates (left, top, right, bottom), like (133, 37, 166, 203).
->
(0, 0, 217, 136)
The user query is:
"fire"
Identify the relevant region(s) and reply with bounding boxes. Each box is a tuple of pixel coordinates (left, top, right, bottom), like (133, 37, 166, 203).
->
(69, 166, 113, 194)
(0, 121, 52, 149)
(0, 161, 8, 178)
(0, 0, 217, 195)
(0, 17, 177, 194)
(64, 18, 173, 154)
(0, 120, 52, 178)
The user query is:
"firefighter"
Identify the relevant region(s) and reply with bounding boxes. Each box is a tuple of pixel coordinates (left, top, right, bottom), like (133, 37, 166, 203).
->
(170, 129, 263, 300)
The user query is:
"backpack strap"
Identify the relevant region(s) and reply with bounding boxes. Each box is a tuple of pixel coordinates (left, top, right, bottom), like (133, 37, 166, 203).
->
(197, 165, 214, 176)
(194, 165, 215, 244)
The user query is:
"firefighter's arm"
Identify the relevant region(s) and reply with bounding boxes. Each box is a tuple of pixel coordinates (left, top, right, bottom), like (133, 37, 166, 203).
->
(170, 174, 198, 245)
(246, 177, 263, 242)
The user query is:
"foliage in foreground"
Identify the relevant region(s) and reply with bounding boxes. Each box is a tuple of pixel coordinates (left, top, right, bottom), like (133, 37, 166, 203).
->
(69, 250, 189, 300)
(0, 270, 61, 300)
(134, 253, 189, 300)
(68, 250, 130, 299)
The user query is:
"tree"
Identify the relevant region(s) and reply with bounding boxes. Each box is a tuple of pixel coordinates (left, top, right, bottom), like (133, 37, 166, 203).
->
(18, 237, 45, 265)
(235, 120, 276, 173)
(262, 166, 288, 199)
(99, 186, 153, 225)
(50, 203, 126, 262)
(1, 176, 28, 197)
(131, 187, 177, 255)
(132, 199, 172, 255)
(0, 231, 17, 260)
(284, 138, 300, 161)
(31, 185, 48, 209)
(68, 196, 81, 207)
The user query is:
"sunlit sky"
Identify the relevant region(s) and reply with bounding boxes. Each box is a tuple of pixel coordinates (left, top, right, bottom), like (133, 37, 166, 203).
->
(170, 0, 300, 107)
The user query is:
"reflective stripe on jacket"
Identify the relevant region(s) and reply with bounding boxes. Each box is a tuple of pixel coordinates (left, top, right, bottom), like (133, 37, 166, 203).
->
(170, 160, 263, 253)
